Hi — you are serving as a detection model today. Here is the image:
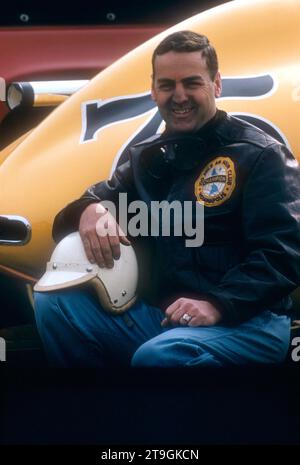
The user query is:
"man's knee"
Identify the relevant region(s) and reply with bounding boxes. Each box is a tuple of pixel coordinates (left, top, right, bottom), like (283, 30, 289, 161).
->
(132, 339, 167, 367)
(131, 336, 189, 367)
(34, 288, 85, 314)
(34, 290, 53, 308)
(131, 330, 226, 367)
(34, 291, 64, 326)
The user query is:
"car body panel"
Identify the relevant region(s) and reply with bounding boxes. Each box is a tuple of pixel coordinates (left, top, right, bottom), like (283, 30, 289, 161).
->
(0, 0, 299, 286)
(0, 25, 164, 123)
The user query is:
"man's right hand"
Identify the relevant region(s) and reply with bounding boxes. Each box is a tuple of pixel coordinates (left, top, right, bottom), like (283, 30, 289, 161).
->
(79, 203, 131, 268)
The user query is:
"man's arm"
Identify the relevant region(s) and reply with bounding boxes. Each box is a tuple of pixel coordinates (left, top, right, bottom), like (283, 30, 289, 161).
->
(162, 143, 300, 327)
(52, 159, 136, 266)
(202, 143, 300, 324)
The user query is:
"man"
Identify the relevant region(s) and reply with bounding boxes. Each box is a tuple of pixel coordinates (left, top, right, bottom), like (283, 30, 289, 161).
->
(34, 31, 300, 367)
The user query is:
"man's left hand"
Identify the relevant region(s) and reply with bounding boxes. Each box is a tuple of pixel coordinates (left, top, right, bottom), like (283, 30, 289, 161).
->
(161, 298, 222, 327)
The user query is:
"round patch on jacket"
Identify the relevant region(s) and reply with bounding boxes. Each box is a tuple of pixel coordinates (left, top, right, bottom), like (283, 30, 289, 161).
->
(194, 157, 236, 207)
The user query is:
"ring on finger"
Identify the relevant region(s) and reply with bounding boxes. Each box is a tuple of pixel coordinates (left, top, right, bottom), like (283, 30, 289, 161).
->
(181, 313, 192, 323)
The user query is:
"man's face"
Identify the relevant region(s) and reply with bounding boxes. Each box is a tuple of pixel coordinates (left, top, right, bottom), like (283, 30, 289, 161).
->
(151, 51, 222, 133)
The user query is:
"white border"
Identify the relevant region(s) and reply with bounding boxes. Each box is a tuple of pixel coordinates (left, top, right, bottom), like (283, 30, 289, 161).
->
(109, 107, 159, 177)
(0, 77, 6, 101)
(219, 73, 278, 101)
(80, 91, 153, 144)
(230, 111, 291, 149)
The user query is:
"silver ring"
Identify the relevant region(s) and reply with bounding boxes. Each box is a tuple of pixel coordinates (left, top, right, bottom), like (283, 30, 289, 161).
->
(181, 313, 192, 323)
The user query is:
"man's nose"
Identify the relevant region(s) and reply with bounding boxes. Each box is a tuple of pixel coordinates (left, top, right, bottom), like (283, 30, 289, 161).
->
(172, 84, 188, 103)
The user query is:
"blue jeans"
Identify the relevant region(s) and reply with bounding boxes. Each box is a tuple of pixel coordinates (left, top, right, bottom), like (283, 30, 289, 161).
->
(34, 288, 291, 367)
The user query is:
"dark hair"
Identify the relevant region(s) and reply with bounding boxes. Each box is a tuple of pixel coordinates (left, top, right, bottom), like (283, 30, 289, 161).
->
(152, 30, 218, 80)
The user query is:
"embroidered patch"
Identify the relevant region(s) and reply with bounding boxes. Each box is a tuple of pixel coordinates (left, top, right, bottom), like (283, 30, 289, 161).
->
(194, 157, 236, 207)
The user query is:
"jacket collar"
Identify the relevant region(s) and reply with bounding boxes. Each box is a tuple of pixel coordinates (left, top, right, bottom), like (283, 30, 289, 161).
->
(131, 110, 227, 171)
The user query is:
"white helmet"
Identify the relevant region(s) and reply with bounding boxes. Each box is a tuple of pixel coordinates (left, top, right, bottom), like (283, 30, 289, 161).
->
(34, 232, 138, 314)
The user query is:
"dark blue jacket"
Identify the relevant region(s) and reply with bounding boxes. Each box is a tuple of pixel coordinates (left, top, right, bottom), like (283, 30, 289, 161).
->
(53, 110, 300, 324)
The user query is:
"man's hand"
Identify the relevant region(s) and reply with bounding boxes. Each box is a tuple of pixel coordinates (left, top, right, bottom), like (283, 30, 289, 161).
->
(79, 202, 131, 268)
(161, 298, 222, 327)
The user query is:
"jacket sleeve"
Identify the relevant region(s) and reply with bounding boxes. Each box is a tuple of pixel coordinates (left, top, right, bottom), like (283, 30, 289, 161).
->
(52, 160, 136, 242)
(204, 143, 300, 324)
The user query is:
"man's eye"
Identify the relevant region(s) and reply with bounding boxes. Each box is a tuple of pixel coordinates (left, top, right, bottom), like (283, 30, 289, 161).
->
(186, 82, 201, 88)
(159, 84, 173, 90)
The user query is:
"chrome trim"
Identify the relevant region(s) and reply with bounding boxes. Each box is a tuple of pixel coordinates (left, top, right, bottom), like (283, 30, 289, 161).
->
(6, 80, 89, 109)
(0, 215, 32, 245)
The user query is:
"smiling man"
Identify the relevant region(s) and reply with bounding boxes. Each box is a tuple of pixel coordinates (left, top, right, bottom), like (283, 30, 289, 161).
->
(151, 39, 221, 133)
(34, 31, 300, 367)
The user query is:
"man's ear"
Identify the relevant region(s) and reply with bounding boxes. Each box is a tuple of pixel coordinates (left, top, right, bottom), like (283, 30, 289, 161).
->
(214, 71, 222, 98)
(151, 90, 157, 102)
(151, 78, 157, 102)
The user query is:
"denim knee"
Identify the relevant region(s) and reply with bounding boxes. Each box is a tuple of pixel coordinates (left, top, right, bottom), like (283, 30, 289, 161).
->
(34, 291, 62, 325)
(132, 340, 163, 367)
(131, 337, 184, 367)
